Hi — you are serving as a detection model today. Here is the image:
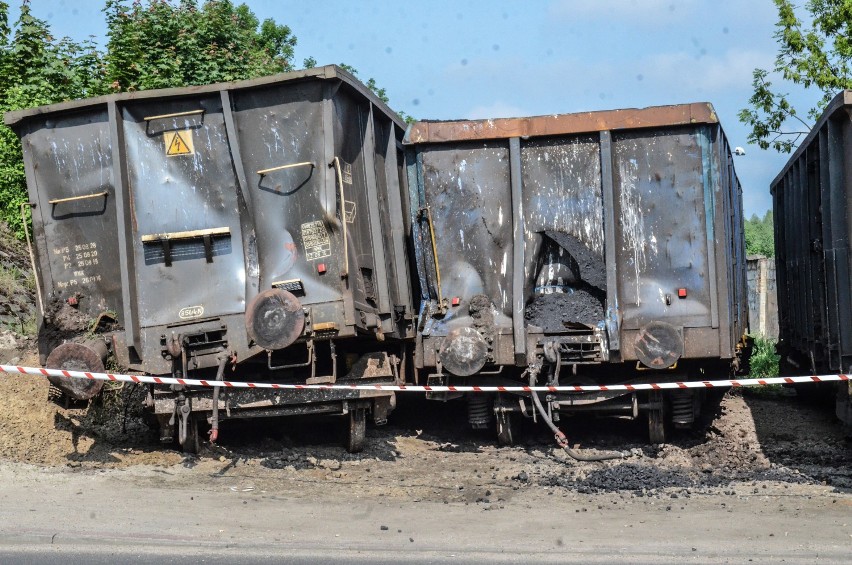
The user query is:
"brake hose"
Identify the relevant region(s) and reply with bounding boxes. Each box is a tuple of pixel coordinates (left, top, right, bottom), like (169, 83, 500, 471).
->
(209, 355, 229, 443)
(530, 369, 628, 462)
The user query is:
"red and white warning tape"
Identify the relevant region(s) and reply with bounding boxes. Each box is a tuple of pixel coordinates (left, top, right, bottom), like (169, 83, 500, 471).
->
(0, 363, 849, 393)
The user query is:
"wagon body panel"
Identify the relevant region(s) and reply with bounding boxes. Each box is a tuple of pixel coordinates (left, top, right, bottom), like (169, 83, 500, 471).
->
(771, 90, 852, 425)
(405, 104, 747, 382)
(6, 66, 415, 447)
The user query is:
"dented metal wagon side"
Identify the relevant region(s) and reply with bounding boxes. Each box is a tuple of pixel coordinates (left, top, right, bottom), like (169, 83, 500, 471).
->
(404, 104, 749, 443)
(5, 65, 416, 452)
(771, 90, 852, 428)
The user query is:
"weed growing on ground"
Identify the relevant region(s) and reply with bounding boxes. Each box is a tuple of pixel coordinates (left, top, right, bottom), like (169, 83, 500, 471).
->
(746, 336, 783, 394)
(0, 264, 25, 299)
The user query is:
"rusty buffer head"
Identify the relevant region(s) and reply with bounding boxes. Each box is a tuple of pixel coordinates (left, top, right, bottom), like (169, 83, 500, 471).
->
(439, 326, 489, 377)
(245, 288, 305, 351)
(633, 321, 684, 369)
(45, 342, 106, 400)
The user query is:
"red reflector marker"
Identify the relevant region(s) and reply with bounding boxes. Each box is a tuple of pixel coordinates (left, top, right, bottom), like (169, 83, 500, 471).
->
(677, 288, 687, 298)
(317, 263, 326, 274)
(451, 297, 460, 306)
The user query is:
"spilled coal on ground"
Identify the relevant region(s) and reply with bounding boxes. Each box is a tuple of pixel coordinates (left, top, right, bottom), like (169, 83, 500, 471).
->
(1, 223, 850, 501)
(1, 331, 850, 503)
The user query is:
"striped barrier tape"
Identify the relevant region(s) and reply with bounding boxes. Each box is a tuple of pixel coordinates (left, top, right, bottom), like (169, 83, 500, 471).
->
(0, 363, 849, 393)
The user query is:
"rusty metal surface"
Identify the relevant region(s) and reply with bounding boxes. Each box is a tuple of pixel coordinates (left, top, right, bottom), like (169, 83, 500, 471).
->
(15, 109, 123, 321)
(124, 94, 247, 328)
(407, 105, 747, 377)
(245, 288, 305, 351)
(611, 128, 712, 330)
(10, 65, 413, 401)
(44, 340, 108, 400)
(404, 103, 718, 144)
(772, 92, 852, 427)
(4, 65, 406, 130)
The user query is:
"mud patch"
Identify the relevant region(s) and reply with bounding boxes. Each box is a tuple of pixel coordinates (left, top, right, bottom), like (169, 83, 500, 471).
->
(37, 298, 120, 356)
(0, 346, 177, 468)
(525, 290, 605, 331)
(42, 299, 91, 334)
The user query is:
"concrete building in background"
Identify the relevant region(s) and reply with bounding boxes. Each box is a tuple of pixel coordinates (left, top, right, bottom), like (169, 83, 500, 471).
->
(747, 255, 778, 339)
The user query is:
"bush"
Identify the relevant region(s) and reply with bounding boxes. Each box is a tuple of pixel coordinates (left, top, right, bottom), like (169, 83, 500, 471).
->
(749, 336, 780, 378)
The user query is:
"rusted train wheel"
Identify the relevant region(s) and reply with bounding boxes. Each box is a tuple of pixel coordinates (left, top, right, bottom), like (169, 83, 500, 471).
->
(648, 391, 666, 444)
(495, 394, 521, 446)
(345, 407, 366, 453)
(181, 417, 202, 455)
(496, 411, 520, 447)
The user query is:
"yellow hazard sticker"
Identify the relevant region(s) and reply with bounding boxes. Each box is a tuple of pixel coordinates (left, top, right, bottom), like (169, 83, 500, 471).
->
(163, 130, 194, 156)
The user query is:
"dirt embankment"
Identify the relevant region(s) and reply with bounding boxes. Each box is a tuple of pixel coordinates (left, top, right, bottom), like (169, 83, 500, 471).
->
(0, 221, 849, 500)
(1, 339, 850, 504)
(0, 223, 36, 337)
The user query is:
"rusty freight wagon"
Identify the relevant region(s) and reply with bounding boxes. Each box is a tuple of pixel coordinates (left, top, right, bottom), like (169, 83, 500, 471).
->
(771, 90, 852, 428)
(5, 65, 415, 452)
(404, 103, 749, 444)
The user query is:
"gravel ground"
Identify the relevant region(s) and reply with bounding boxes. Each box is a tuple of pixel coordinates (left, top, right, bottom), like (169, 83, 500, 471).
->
(1, 323, 850, 502)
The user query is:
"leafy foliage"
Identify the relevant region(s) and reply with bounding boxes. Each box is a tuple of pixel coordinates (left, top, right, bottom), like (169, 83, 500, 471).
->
(739, 0, 852, 152)
(0, 0, 410, 236)
(744, 210, 775, 257)
(338, 63, 414, 123)
(103, 0, 297, 91)
(748, 336, 781, 379)
(0, 1, 108, 237)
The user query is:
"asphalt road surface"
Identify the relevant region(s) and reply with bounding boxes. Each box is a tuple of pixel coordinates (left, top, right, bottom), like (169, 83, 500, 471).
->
(1, 462, 850, 564)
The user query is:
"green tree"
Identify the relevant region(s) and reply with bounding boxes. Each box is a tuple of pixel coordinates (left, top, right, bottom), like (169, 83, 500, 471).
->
(0, 0, 107, 237)
(1, 0, 412, 238)
(103, 0, 297, 92)
(744, 210, 775, 257)
(337, 63, 414, 124)
(739, 0, 852, 152)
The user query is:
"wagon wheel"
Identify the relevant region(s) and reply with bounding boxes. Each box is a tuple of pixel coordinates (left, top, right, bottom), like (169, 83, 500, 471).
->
(182, 416, 202, 455)
(345, 407, 367, 453)
(495, 394, 521, 446)
(647, 391, 666, 445)
(496, 409, 520, 446)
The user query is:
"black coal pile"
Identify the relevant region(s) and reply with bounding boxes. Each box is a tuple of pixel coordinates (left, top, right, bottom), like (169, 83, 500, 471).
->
(544, 231, 606, 291)
(526, 290, 604, 331)
(562, 463, 694, 493)
(528, 394, 852, 495)
(525, 231, 607, 331)
(544, 462, 814, 495)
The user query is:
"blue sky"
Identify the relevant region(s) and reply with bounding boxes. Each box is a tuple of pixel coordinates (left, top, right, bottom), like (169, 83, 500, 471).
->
(10, 0, 817, 217)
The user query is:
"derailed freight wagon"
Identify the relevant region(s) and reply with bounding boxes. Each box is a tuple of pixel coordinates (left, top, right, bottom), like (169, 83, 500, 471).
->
(771, 90, 852, 427)
(404, 103, 749, 444)
(5, 65, 415, 452)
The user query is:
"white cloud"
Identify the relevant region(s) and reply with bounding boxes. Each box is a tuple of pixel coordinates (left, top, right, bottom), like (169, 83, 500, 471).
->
(638, 48, 774, 96)
(444, 47, 774, 114)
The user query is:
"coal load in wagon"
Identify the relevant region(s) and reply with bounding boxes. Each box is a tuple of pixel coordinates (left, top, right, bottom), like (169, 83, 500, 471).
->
(525, 232, 606, 332)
